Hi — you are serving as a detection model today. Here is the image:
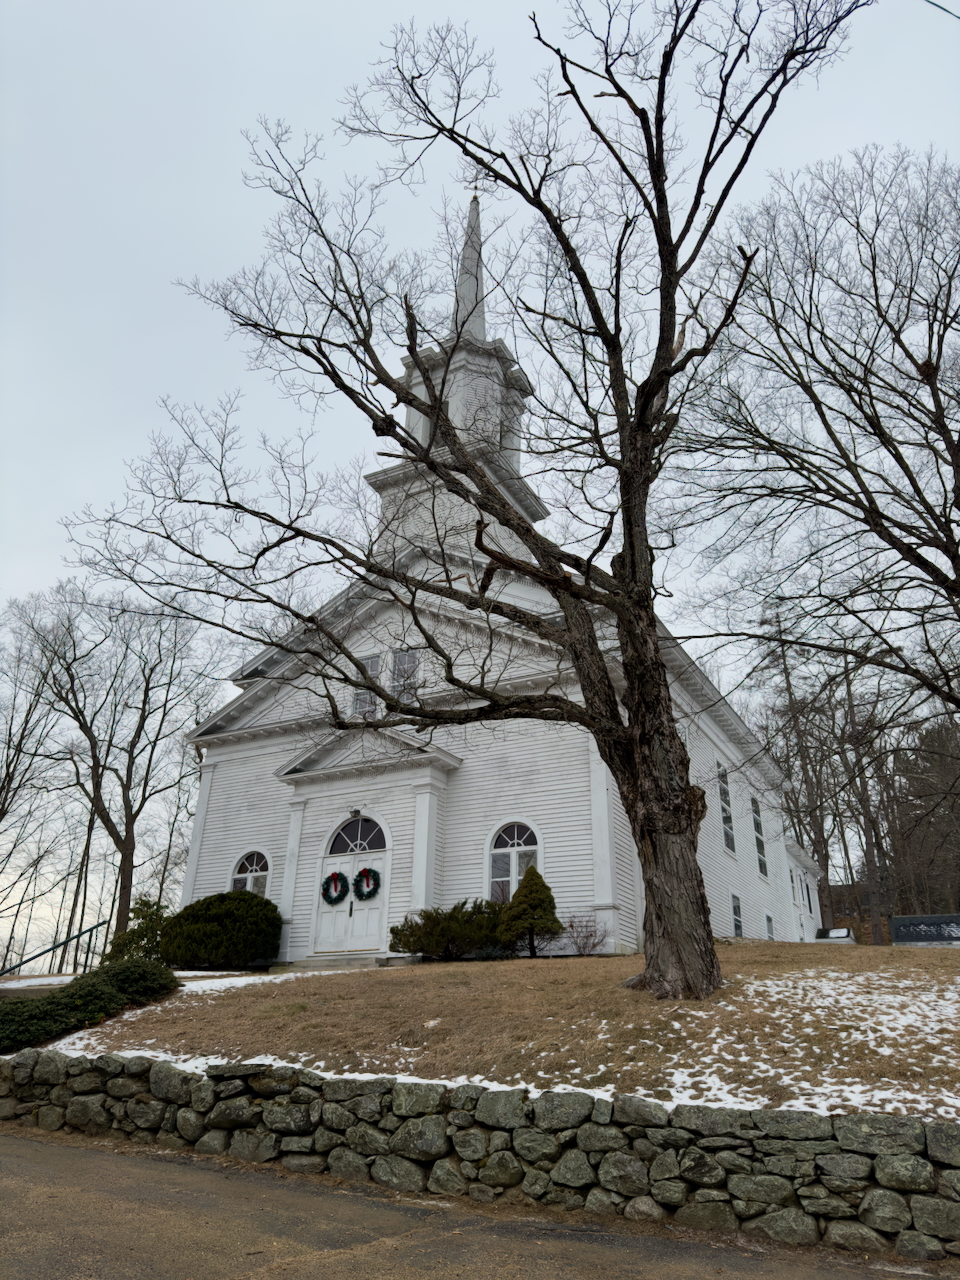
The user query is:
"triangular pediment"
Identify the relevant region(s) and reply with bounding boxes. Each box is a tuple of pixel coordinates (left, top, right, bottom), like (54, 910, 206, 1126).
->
(276, 726, 461, 785)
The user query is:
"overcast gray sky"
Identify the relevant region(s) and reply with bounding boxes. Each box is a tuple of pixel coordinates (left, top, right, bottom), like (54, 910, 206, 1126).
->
(1, 0, 958, 603)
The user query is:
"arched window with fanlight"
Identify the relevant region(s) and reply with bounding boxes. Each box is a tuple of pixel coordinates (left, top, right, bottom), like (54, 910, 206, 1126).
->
(489, 823, 539, 902)
(329, 816, 387, 855)
(232, 851, 269, 896)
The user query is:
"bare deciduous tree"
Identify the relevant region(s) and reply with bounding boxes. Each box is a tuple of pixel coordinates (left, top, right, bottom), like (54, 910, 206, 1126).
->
(72, 1, 867, 998)
(678, 149, 960, 711)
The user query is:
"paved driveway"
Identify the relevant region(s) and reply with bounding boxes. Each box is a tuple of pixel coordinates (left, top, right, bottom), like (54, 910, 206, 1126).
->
(0, 1132, 930, 1280)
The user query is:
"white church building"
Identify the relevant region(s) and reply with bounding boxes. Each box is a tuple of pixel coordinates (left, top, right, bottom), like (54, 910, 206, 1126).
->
(179, 201, 821, 966)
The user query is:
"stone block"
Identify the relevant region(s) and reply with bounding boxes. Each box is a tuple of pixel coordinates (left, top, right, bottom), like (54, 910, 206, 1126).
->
(623, 1195, 668, 1223)
(214, 1080, 246, 1100)
(479, 1150, 524, 1188)
(449, 1085, 485, 1111)
(513, 1128, 558, 1164)
(312, 1127, 346, 1154)
(896, 1230, 946, 1260)
(823, 1220, 889, 1252)
(469, 1183, 497, 1203)
(597, 1151, 651, 1197)
(488, 1131, 510, 1154)
(453, 1127, 489, 1162)
(92, 1054, 127, 1078)
(206, 1098, 262, 1130)
(673, 1105, 754, 1137)
(874, 1154, 937, 1193)
(834, 1113, 925, 1156)
(448, 1110, 473, 1128)
(612, 1094, 669, 1129)
(798, 1192, 856, 1218)
(190, 1079, 216, 1113)
(858, 1187, 912, 1233)
(532, 1091, 594, 1133)
(346, 1121, 391, 1156)
(248, 1071, 295, 1098)
(428, 1157, 468, 1196)
(591, 1098, 613, 1126)
(176, 1108, 206, 1143)
(584, 1187, 618, 1215)
(323, 1076, 394, 1103)
(732, 1199, 767, 1218)
(726, 1174, 793, 1205)
(229, 1130, 280, 1163)
(941, 1169, 960, 1197)
(37, 1105, 65, 1132)
(391, 1082, 445, 1116)
(649, 1149, 680, 1182)
(280, 1136, 314, 1153)
(576, 1124, 628, 1153)
(64, 1093, 111, 1133)
(321, 1102, 356, 1132)
(926, 1121, 960, 1168)
(32, 1050, 69, 1086)
(910, 1195, 960, 1240)
(194, 1129, 231, 1155)
(473, 1089, 529, 1131)
(716, 1151, 753, 1175)
(343, 1094, 381, 1123)
(522, 1169, 551, 1199)
(130, 1129, 156, 1144)
(124, 1056, 155, 1077)
(281, 1154, 328, 1174)
(541, 1188, 584, 1210)
(744, 1208, 821, 1246)
(64, 1053, 91, 1076)
(751, 1110, 833, 1141)
(390, 1114, 450, 1161)
(678, 1148, 726, 1187)
(370, 1154, 428, 1192)
(70, 1072, 106, 1094)
(816, 1152, 873, 1179)
(261, 1101, 312, 1134)
(551, 1148, 597, 1188)
(650, 1180, 688, 1207)
(157, 1133, 188, 1151)
(149, 1061, 196, 1106)
(106, 1076, 148, 1100)
(646, 1126, 694, 1149)
(674, 1201, 739, 1233)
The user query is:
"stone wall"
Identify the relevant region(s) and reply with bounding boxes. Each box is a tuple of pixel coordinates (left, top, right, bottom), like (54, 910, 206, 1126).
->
(3, 1049, 960, 1262)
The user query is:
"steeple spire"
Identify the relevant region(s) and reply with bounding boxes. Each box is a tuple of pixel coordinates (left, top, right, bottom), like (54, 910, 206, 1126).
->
(450, 194, 486, 342)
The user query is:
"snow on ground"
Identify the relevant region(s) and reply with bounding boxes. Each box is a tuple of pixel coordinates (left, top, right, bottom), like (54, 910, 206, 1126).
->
(25, 964, 960, 1121)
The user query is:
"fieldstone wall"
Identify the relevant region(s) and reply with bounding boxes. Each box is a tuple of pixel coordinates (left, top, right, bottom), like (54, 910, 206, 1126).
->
(3, 1049, 960, 1261)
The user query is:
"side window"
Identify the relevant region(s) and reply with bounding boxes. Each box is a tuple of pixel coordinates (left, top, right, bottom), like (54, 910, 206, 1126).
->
(392, 649, 419, 700)
(353, 655, 381, 717)
(751, 797, 768, 877)
(490, 823, 538, 903)
(717, 764, 736, 854)
(805, 880, 813, 914)
(233, 852, 268, 897)
(732, 894, 743, 938)
(766, 914, 774, 941)
(790, 868, 797, 903)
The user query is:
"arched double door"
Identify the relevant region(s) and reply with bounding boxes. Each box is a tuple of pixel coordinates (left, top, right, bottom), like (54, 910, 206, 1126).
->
(315, 816, 387, 952)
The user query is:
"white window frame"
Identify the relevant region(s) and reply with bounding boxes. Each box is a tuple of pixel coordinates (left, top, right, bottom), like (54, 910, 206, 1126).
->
(751, 797, 768, 877)
(766, 914, 775, 941)
(486, 821, 542, 903)
(731, 894, 743, 938)
(391, 649, 419, 700)
(352, 654, 382, 717)
(231, 851, 270, 898)
(717, 764, 737, 855)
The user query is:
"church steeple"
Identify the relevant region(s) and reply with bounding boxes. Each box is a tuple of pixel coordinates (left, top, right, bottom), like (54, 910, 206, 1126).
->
(450, 195, 486, 343)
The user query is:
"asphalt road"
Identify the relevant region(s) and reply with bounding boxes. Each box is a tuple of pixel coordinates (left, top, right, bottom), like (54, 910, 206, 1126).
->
(0, 1131, 944, 1280)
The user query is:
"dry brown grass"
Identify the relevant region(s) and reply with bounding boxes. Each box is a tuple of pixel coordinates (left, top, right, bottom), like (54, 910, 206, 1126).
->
(53, 942, 960, 1119)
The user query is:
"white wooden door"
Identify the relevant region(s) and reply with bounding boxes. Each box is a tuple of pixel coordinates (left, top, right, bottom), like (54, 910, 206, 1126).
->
(315, 853, 386, 952)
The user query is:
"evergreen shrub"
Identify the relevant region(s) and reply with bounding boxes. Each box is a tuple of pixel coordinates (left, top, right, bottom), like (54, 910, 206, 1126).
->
(104, 897, 169, 963)
(498, 866, 565, 957)
(159, 890, 283, 968)
(0, 957, 180, 1054)
(389, 898, 511, 961)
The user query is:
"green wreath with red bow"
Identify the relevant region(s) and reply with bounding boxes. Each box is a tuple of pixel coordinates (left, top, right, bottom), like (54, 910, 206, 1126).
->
(352, 866, 381, 902)
(321, 871, 350, 905)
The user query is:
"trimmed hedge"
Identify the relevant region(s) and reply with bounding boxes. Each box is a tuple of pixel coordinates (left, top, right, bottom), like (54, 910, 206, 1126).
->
(0, 957, 180, 1054)
(389, 898, 511, 961)
(159, 890, 283, 969)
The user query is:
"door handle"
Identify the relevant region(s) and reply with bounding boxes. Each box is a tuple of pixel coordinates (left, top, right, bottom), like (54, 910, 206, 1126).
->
(349, 901, 353, 917)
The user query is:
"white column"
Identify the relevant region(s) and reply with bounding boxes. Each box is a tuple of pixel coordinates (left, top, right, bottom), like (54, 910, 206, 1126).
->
(410, 768, 445, 911)
(278, 798, 307, 961)
(179, 761, 217, 909)
(588, 740, 620, 951)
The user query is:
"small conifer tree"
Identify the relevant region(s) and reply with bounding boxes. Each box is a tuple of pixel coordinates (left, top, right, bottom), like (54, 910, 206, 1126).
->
(498, 866, 564, 958)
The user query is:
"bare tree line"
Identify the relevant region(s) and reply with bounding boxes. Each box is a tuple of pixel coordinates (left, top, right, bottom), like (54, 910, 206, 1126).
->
(0, 583, 221, 973)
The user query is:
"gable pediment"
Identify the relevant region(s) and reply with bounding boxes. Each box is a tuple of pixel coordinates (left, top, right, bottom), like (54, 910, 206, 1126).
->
(276, 726, 461, 785)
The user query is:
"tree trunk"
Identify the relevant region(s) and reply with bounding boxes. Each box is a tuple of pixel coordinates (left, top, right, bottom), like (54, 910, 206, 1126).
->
(113, 838, 136, 937)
